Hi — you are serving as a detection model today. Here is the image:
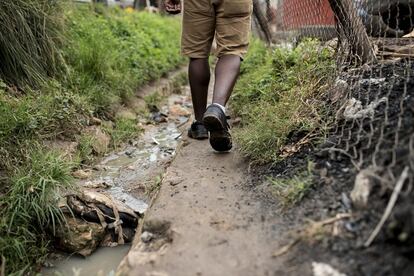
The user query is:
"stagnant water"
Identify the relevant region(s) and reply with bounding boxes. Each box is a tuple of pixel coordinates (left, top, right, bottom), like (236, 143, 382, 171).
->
(42, 93, 189, 275)
(42, 245, 130, 276)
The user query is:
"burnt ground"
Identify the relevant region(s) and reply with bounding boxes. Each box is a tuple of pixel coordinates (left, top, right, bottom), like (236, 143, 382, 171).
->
(247, 58, 414, 276)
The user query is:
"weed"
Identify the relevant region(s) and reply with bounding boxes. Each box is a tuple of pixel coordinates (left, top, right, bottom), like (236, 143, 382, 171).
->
(65, 5, 184, 116)
(171, 71, 188, 94)
(268, 161, 315, 206)
(76, 134, 97, 165)
(106, 117, 141, 149)
(144, 92, 163, 110)
(146, 174, 163, 196)
(268, 173, 312, 206)
(232, 39, 335, 163)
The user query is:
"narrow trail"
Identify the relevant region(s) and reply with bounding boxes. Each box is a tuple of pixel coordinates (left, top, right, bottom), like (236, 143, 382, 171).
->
(119, 135, 285, 276)
(117, 81, 288, 276)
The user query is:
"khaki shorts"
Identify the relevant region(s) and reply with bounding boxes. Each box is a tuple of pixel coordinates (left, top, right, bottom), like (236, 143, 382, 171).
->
(181, 0, 253, 59)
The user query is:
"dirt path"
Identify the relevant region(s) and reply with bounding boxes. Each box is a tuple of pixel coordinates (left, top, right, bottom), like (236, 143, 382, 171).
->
(116, 78, 290, 275)
(117, 137, 289, 276)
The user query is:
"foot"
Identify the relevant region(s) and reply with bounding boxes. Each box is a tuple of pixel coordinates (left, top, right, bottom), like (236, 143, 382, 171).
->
(187, 121, 209, 140)
(202, 105, 232, 152)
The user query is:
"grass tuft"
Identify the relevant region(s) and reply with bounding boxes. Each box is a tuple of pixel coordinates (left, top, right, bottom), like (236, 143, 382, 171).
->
(106, 118, 141, 149)
(0, 0, 66, 88)
(232, 39, 335, 163)
(268, 162, 315, 206)
(0, 149, 73, 274)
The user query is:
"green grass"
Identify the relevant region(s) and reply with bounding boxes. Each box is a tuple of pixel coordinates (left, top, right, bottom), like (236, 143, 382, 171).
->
(64, 4, 184, 116)
(0, 149, 73, 274)
(76, 134, 97, 165)
(232, 39, 335, 163)
(106, 117, 141, 149)
(0, 0, 66, 88)
(268, 162, 315, 206)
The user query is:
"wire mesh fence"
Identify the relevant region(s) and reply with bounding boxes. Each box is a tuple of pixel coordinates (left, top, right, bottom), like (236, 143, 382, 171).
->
(253, 0, 414, 247)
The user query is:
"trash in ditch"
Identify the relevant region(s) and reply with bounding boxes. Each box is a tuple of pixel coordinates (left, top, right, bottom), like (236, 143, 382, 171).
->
(83, 177, 114, 189)
(341, 97, 387, 121)
(359, 78, 386, 86)
(54, 216, 106, 257)
(55, 190, 142, 256)
(150, 111, 168, 124)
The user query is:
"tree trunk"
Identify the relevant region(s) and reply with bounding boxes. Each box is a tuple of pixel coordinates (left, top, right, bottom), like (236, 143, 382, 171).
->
(253, 0, 272, 44)
(328, 0, 377, 64)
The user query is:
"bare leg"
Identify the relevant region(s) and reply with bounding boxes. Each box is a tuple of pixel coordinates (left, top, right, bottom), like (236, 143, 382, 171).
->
(212, 55, 241, 107)
(188, 58, 210, 122)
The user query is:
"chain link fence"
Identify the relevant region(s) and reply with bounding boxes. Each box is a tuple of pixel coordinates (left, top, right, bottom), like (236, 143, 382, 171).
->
(253, 0, 414, 248)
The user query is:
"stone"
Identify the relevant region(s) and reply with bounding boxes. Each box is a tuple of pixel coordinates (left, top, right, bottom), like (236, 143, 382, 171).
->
(72, 169, 92, 179)
(141, 231, 154, 243)
(86, 126, 110, 155)
(83, 177, 113, 189)
(169, 105, 191, 117)
(312, 262, 347, 276)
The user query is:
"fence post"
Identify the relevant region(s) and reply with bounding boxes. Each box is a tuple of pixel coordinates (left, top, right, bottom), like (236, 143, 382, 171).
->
(328, 0, 377, 64)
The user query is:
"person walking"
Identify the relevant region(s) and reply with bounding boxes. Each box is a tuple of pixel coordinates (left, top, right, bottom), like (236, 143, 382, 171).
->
(165, 0, 252, 152)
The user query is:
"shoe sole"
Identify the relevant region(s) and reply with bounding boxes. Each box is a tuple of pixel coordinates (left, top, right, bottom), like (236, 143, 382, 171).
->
(203, 113, 232, 152)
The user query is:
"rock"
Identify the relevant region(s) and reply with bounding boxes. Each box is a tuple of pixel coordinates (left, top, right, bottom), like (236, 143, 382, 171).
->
(169, 105, 191, 117)
(116, 109, 137, 121)
(54, 216, 105, 256)
(87, 127, 110, 155)
(83, 177, 113, 189)
(350, 169, 374, 208)
(72, 169, 92, 179)
(141, 231, 154, 243)
(312, 262, 347, 276)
